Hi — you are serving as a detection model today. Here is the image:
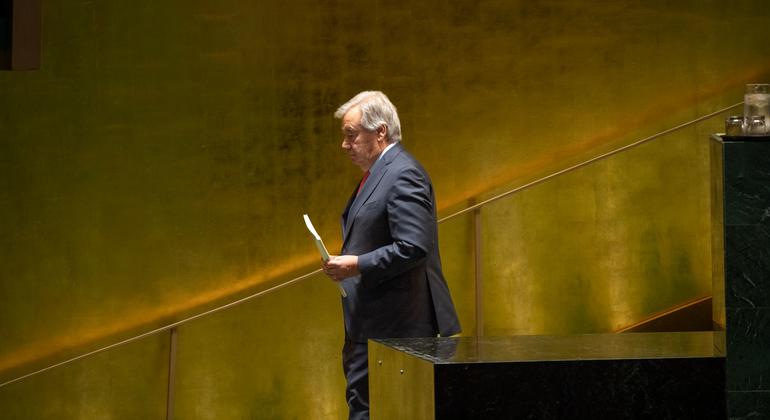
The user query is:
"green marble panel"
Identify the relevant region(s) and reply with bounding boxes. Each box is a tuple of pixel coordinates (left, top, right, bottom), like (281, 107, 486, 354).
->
(727, 391, 770, 420)
(725, 307, 770, 392)
(711, 137, 770, 415)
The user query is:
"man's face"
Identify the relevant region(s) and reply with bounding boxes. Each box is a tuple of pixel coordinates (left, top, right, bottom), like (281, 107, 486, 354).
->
(341, 106, 386, 171)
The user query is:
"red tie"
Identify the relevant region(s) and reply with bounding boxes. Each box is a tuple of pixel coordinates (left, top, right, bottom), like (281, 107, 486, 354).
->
(357, 171, 370, 195)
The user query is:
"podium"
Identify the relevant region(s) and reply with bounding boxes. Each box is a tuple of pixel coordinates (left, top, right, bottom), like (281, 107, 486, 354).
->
(711, 134, 770, 417)
(369, 332, 725, 419)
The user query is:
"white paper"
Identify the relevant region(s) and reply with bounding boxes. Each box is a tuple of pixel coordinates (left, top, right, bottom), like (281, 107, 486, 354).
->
(303, 214, 330, 261)
(303, 214, 346, 298)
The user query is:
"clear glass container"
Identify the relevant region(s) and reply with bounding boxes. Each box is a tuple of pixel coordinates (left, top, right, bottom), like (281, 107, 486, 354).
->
(744, 83, 770, 133)
(746, 115, 767, 136)
(725, 116, 745, 136)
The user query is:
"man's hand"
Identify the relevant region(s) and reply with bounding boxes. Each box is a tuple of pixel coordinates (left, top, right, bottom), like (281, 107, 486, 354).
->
(322, 255, 360, 282)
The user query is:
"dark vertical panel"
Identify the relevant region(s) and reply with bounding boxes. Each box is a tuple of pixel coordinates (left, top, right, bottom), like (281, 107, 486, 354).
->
(0, 0, 11, 68)
(713, 135, 770, 416)
(0, 0, 40, 70)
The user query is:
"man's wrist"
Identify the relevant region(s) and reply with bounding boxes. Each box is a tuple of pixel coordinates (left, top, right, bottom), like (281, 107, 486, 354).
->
(356, 253, 370, 275)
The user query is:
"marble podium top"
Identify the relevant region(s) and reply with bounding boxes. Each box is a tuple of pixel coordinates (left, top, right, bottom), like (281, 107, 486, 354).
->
(711, 133, 770, 143)
(372, 331, 724, 365)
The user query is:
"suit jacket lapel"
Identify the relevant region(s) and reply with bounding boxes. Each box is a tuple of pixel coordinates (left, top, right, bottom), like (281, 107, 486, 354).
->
(341, 143, 403, 248)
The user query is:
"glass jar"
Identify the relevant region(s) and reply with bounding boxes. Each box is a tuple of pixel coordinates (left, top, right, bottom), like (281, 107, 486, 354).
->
(725, 116, 745, 136)
(744, 83, 770, 132)
(746, 115, 767, 136)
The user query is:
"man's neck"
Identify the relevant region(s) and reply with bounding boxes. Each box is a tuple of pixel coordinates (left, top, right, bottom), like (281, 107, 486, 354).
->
(378, 142, 397, 161)
(362, 142, 397, 172)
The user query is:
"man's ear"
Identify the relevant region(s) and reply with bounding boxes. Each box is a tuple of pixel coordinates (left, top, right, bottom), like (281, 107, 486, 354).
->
(377, 125, 388, 142)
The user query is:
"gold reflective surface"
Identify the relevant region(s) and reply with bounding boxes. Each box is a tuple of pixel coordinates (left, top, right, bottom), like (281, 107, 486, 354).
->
(369, 341, 435, 420)
(1, 0, 769, 417)
(437, 213, 477, 337)
(710, 137, 727, 331)
(173, 274, 346, 419)
(481, 124, 718, 335)
(0, 335, 168, 419)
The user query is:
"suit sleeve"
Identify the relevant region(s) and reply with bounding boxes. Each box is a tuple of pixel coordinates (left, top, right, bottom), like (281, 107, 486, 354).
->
(356, 166, 435, 289)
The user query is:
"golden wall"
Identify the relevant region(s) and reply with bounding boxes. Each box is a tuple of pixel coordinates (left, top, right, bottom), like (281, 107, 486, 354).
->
(1, 0, 769, 417)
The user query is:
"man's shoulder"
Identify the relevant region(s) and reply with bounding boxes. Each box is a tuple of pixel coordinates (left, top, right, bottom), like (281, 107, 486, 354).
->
(388, 144, 426, 171)
(383, 146, 433, 190)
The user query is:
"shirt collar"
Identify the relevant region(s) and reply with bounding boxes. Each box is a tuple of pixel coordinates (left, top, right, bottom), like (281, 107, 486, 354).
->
(376, 142, 398, 163)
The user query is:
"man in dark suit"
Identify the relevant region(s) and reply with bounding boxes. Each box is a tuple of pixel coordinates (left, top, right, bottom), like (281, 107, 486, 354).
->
(322, 91, 461, 420)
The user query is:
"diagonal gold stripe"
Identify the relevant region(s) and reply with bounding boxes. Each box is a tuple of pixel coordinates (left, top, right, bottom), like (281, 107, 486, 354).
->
(614, 295, 713, 333)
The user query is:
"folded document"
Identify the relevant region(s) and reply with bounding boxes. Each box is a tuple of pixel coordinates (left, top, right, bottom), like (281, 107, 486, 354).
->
(303, 214, 347, 298)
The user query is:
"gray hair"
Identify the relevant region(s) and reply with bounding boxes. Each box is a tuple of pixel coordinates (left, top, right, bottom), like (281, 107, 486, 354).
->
(334, 91, 402, 143)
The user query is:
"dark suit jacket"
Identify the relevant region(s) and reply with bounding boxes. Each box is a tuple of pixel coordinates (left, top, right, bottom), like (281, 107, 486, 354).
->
(340, 143, 461, 343)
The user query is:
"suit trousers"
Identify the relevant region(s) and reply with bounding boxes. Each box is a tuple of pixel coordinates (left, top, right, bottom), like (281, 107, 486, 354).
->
(342, 339, 369, 420)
